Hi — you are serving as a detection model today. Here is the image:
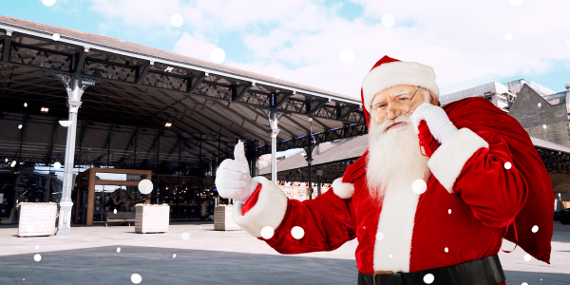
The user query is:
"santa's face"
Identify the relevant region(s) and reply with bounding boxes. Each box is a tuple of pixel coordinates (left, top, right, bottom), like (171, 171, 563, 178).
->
(366, 86, 434, 202)
(369, 84, 437, 127)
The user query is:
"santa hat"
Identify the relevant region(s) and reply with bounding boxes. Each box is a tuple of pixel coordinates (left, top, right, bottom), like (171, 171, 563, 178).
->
(361, 56, 440, 113)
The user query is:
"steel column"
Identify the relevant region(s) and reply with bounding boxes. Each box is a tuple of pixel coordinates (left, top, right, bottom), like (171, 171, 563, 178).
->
(56, 74, 94, 236)
(304, 145, 314, 200)
(268, 111, 281, 183)
(58, 82, 80, 235)
(306, 118, 316, 199)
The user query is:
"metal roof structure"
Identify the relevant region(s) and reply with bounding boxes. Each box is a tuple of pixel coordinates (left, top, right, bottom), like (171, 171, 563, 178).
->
(259, 135, 367, 182)
(0, 15, 366, 169)
(260, 133, 570, 183)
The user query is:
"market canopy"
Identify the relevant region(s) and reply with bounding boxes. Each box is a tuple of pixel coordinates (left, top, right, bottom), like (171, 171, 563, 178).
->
(0, 15, 366, 168)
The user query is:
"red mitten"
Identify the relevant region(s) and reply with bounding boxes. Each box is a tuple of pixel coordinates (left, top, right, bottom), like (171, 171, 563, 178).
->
(418, 120, 439, 157)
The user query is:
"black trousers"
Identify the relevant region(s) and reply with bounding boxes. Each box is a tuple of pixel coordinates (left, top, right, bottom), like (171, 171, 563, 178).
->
(357, 254, 505, 285)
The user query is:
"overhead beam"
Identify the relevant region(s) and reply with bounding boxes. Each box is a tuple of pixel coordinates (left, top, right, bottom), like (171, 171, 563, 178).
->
(337, 105, 361, 120)
(72, 48, 89, 76)
(232, 83, 253, 102)
(306, 99, 329, 115)
(2, 31, 12, 62)
(187, 72, 207, 94)
(136, 62, 151, 84)
(275, 92, 294, 108)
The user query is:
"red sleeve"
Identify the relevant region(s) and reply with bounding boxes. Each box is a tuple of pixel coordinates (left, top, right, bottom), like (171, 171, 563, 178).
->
(456, 131, 528, 227)
(428, 128, 528, 228)
(263, 190, 356, 254)
(232, 176, 356, 255)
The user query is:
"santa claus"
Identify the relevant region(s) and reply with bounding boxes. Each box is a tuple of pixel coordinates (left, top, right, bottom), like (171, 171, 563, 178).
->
(215, 56, 553, 285)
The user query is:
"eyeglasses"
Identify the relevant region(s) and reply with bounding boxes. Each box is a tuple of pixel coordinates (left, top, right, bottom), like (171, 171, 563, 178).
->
(408, 86, 419, 105)
(370, 86, 420, 113)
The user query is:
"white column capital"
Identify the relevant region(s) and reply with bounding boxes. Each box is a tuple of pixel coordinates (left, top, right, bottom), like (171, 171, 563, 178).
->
(68, 99, 82, 113)
(271, 128, 280, 138)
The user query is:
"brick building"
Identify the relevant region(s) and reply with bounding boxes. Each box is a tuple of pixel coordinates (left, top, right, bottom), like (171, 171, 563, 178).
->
(509, 84, 570, 148)
(509, 83, 570, 204)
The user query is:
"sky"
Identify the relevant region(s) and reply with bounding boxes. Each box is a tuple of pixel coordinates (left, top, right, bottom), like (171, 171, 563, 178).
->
(1, 0, 569, 100)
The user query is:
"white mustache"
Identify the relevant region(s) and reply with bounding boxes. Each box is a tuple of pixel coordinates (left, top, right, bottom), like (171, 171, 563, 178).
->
(376, 115, 412, 133)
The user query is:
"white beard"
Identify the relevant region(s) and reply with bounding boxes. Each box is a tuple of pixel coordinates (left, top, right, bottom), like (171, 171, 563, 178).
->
(366, 114, 431, 202)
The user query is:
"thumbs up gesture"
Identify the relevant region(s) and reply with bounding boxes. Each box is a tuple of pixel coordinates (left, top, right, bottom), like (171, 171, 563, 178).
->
(215, 141, 258, 203)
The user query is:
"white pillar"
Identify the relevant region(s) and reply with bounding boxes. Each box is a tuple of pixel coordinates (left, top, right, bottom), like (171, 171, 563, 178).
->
(269, 112, 280, 184)
(57, 78, 86, 235)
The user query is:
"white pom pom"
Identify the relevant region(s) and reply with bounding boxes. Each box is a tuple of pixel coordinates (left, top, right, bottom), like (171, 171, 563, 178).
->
(260, 226, 275, 239)
(423, 273, 434, 284)
(291, 226, 305, 240)
(412, 179, 427, 195)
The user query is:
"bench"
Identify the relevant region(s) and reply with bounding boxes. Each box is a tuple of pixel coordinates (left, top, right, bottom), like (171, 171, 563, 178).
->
(105, 211, 135, 227)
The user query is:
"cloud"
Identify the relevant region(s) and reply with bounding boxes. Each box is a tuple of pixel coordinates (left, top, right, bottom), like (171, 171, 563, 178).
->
(172, 32, 218, 62)
(235, 0, 570, 94)
(90, 0, 570, 96)
(90, 0, 181, 28)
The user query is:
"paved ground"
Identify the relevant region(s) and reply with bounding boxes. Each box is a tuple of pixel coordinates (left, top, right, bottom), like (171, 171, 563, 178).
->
(0, 221, 569, 285)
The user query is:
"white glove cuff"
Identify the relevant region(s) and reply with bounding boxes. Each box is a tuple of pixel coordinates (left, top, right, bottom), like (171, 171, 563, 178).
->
(438, 122, 459, 145)
(234, 178, 258, 204)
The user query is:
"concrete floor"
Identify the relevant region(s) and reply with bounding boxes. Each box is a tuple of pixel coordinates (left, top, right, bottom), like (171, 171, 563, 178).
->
(0, 221, 569, 285)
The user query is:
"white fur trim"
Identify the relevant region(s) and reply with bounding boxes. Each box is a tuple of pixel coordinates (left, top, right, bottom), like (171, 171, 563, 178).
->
(232, 176, 288, 237)
(362, 61, 440, 111)
(427, 128, 489, 193)
(332, 178, 354, 199)
(373, 180, 421, 273)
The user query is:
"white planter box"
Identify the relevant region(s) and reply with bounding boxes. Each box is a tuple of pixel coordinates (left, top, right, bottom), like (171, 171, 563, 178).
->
(18, 202, 58, 237)
(135, 204, 169, 234)
(214, 205, 241, 231)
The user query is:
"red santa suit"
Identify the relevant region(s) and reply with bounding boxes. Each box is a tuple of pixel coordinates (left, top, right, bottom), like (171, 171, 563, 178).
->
(230, 58, 553, 285)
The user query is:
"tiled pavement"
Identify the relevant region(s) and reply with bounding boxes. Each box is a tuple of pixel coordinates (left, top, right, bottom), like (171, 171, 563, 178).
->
(0, 222, 568, 284)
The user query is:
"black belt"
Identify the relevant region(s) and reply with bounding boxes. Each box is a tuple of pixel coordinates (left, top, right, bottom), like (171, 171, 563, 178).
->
(357, 254, 505, 285)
